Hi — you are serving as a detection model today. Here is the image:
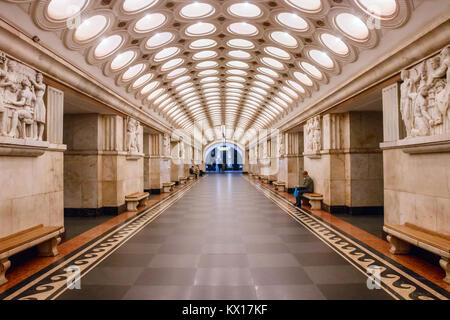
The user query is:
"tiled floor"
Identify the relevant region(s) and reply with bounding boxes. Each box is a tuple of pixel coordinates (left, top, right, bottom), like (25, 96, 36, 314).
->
(58, 174, 392, 300)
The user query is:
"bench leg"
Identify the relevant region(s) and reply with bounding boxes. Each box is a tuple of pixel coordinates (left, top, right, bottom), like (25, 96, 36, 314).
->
(37, 236, 61, 257)
(310, 199, 322, 210)
(0, 258, 11, 286)
(127, 200, 138, 212)
(138, 198, 147, 208)
(439, 257, 450, 284)
(386, 235, 411, 254)
(163, 186, 170, 193)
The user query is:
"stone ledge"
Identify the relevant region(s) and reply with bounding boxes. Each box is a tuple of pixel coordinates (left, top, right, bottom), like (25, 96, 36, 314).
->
(126, 152, 144, 160)
(0, 137, 50, 157)
(380, 133, 450, 154)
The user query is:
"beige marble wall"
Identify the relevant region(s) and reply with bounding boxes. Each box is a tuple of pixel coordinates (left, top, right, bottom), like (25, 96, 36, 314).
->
(384, 149, 450, 236)
(0, 150, 64, 238)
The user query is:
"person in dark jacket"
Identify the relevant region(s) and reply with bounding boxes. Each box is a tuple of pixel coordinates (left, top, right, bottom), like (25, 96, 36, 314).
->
(295, 171, 314, 207)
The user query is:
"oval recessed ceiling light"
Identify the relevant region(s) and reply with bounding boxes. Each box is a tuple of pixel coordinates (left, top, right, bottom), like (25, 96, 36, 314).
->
(141, 80, 160, 95)
(261, 57, 284, 70)
(282, 85, 299, 98)
(253, 81, 271, 90)
(111, 50, 136, 70)
(200, 76, 220, 83)
(320, 33, 349, 56)
(167, 67, 188, 79)
(300, 61, 323, 79)
(171, 75, 191, 86)
(193, 50, 218, 60)
(309, 49, 334, 69)
(134, 13, 166, 33)
(196, 60, 218, 69)
(227, 38, 255, 49)
(198, 69, 219, 77)
(228, 50, 251, 59)
(189, 38, 217, 49)
(122, 63, 145, 81)
(74, 15, 108, 42)
(123, 0, 159, 13)
(161, 58, 184, 71)
(154, 47, 180, 62)
(94, 34, 123, 58)
(227, 76, 246, 83)
(185, 22, 216, 36)
(255, 74, 275, 84)
(227, 82, 245, 88)
(335, 13, 369, 41)
(275, 12, 309, 32)
(264, 46, 290, 60)
(287, 80, 305, 94)
(270, 31, 298, 48)
(147, 87, 165, 101)
(145, 32, 174, 49)
(226, 60, 249, 69)
(228, 2, 262, 18)
(227, 69, 248, 76)
(180, 2, 215, 19)
(257, 67, 279, 78)
(47, 0, 87, 21)
(355, 0, 397, 19)
(284, 0, 322, 13)
(132, 72, 153, 88)
(293, 71, 313, 86)
(227, 22, 259, 36)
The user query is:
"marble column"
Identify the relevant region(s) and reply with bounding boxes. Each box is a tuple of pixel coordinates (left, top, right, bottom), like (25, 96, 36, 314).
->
(278, 132, 303, 192)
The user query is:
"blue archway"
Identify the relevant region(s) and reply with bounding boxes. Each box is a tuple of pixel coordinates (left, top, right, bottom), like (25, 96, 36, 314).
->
(204, 142, 243, 172)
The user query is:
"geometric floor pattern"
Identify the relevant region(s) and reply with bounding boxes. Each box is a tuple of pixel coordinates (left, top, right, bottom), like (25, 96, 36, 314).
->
(57, 174, 391, 300)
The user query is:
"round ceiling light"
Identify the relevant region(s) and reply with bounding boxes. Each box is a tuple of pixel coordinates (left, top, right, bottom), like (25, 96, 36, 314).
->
(261, 57, 284, 70)
(196, 61, 218, 69)
(228, 50, 252, 59)
(167, 67, 188, 79)
(74, 15, 108, 42)
(123, 0, 159, 13)
(161, 58, 184, 71)
(122, 63, 145, 81)
(111, 50, 136, 70)
(185, 22, 216, 36)
(154, 47, 180, 62)
(227, 38, 255, 49)
(189, 38, 217, 49)
(335, 13, 369, 41)
(228, 2, 262, 18)
(180, 2, 215, 19)
(141, 80, 160, 95)
(227, 22, 259, 36)
(47, 0, 87, 21)
(300, 61, 323, 79)
(308, 49, 334, 69)
(94, 35, 123, 59)
(320, 33, 349, 56)
(270, 31, 298, 48)
(355, 0, 398, 19)
(227, 60, 249, 69)
(284, 0, 322, 13)
(134, 13, 167, 33)
(145, 32, 174, 49)
(275, 12, 309, 32)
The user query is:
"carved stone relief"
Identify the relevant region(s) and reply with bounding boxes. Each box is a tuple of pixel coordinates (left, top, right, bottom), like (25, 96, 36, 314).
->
(163, 133, 170, 157)
(278, 133, 285, 157)
(400, 46, 449, 138)
(0, 51, 46, 141)
(126, 117, 141, 153)
(305, 115, 321, 153)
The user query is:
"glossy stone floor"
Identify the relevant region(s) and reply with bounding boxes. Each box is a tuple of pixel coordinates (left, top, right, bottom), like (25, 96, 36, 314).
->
(58, 174, 392, 300)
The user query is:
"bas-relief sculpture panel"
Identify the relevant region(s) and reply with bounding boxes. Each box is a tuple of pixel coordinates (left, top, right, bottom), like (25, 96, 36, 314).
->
(0, 51, 46, 141)
(400, 46, 449, 138)
(304, 115, 321, 154)
(126, 117, 142, 154)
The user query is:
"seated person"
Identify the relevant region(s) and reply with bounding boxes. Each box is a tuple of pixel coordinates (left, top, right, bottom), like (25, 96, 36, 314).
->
(295, 171, 314, 207)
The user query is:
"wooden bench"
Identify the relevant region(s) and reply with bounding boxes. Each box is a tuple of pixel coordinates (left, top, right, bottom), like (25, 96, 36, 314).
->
(125, 192, 149, 212)
(302, 193, 323, 210)
(0, 225, 64, 286)
(261, 175, 269, 184)
(162, 182, 175, 193)
(179, 177, 188, 185)
(268, 175, 277, 184)
(273, 181, 286, 192)
(383, 223, 450, 284)
(188, 175, 195, 180)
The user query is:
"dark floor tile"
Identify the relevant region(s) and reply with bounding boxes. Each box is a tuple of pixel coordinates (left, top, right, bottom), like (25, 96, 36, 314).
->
(303, 265, 368, 284)
(255, 285, 326, 300)
(285, 242, 335, 254)
(148, 254, 200, 268)
(202, 244, 247, 254)
(246, 243, 289, 254)
(194, 268, 253, 286)
(135, 268, 196, 285)
(294, 252, 349, 266)
(251, 267, 313, 285)
(100, 254, 154, 267)
(81, 267, 144, 286)
(115, 243, 162, 254)
(279, 234, 321, 242)
(248, 254, 300, 267)
(189, 286, 257, 300)
(158, 243, 203, 254)
(198, 254, 249, 268)
(123, 285, 191, 300)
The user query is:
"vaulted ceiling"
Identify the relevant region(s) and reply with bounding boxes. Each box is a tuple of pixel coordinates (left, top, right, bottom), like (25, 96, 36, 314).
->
(5, 0, 413, 144)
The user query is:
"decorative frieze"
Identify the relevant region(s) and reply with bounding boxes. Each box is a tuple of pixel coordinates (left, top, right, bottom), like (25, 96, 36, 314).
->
(304, 116, 321, 157)
(399, 46, 449, 139)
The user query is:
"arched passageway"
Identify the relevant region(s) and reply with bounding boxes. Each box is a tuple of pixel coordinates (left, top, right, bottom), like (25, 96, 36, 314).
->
(204, 142, 243, 173)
